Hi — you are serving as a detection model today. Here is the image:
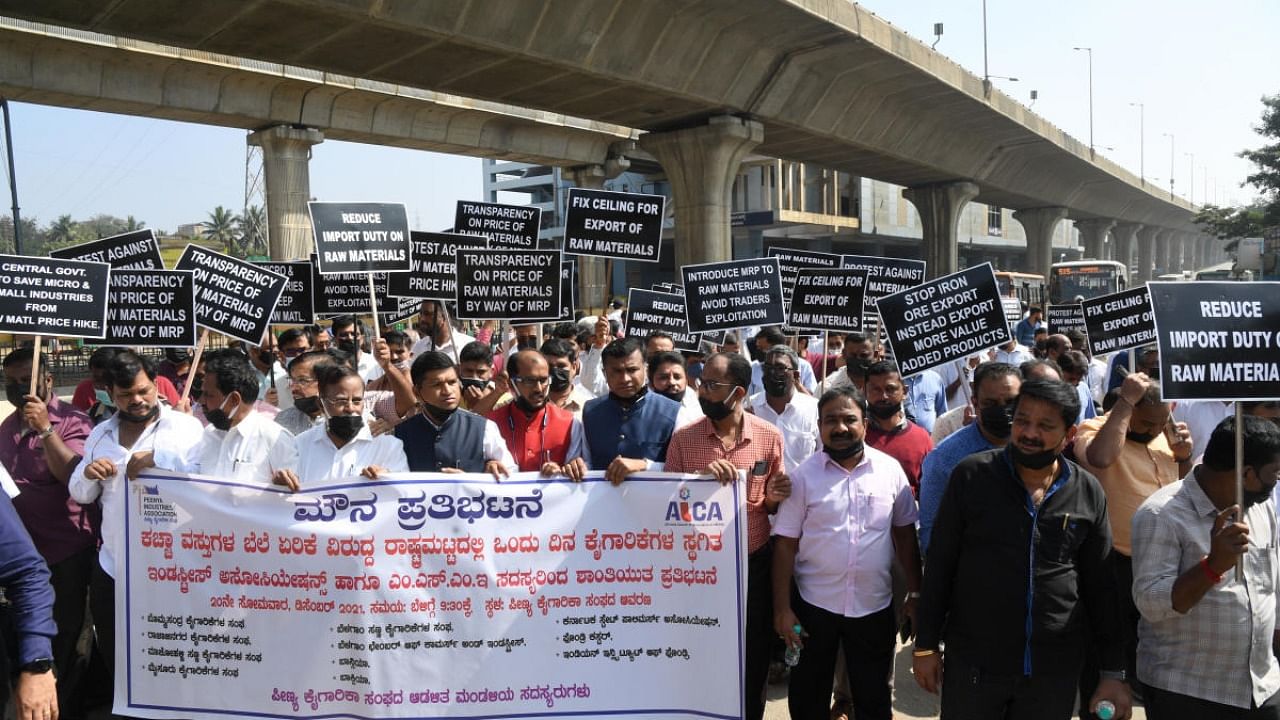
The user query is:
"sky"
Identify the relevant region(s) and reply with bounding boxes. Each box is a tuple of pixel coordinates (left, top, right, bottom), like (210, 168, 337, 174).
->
(2, 0, 1276, 234)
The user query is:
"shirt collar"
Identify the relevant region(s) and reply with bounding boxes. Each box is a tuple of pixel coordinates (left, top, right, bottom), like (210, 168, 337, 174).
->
(1184, 470, 1221, 518)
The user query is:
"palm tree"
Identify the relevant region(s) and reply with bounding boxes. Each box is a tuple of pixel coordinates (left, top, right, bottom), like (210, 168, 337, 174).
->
(47, 214, 78, 247)
(203, 206, 238, 255)
(124, 215, 145, 232)
(236, 205, 267, 256)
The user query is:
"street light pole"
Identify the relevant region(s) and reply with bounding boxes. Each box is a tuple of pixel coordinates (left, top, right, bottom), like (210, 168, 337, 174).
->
(1129, 102, 1144, 183)
(1185, 152, 1195, 205)
(1073, 47, 1093, 153)
(1163, 132, 1175, 199)
(983, 0, 989, 85)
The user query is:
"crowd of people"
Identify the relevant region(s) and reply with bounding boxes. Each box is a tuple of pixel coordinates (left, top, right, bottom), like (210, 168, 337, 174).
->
(0, 297, 1277, 720)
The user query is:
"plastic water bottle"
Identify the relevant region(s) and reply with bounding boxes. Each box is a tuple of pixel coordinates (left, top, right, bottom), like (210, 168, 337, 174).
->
(783, 624, 804, 667)
(1093, 700, 1116, 720)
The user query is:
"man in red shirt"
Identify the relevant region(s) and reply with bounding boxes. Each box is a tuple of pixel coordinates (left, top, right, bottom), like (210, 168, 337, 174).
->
(664, 352, 790, 720)
(488, 350, 588, 480)
(863, 360, 934, 495)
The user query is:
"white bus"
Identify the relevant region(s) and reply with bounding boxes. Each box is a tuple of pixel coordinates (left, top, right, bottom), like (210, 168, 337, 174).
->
(1048, 260, 1128, 304)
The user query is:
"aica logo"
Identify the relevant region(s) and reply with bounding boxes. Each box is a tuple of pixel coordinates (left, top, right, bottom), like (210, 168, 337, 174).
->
(666, 486, 723, 523)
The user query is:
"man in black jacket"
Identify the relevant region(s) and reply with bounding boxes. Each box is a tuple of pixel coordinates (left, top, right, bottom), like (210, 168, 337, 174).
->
(912, 379, 1132, 719)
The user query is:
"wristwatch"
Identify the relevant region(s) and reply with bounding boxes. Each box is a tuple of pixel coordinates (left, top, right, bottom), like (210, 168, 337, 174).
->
(1099, 669, 1126, 682)
(20, 658, 53, 674)
(36, 425, 55, 440)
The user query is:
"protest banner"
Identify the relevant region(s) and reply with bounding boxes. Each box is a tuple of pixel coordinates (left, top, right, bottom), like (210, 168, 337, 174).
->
(309, 202, 412, 274)
(1046, 304, 1086, 335)
(563, 188, 664, 263)
(785, 268, 869, 334)
(101, 269, 196, 347)
(1148, 281, 1280, 401)
(764, 246, 842, 304)
(313, 265, 386, 317)
(386, 232, 488, 301)
(651, 282, 683, 295)
(839, 255, 927, 310)
(877, 263, 1010, 377)
(456, 249, 562, 322)
(119, 470, 744, 720)
(1080, 287, 1155, 357)
(454, 201, 542, 249)
(1000, 296, 1023, 323)
(559, 260, 575, 321)
(0, 254, 111, 338)
(681, 258, 785, 334)
(50, 229, 163, 270)
(254, 261, 314, 326)
(176, 245, 287, 345)
(625, 289, 701, 352)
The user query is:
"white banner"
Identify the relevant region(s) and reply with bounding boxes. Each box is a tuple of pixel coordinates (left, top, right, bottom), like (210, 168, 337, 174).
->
(119, 471, 746, 720)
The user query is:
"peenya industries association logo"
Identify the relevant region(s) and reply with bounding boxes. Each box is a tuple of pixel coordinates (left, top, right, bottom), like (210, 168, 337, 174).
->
(136, 485, 179, 526)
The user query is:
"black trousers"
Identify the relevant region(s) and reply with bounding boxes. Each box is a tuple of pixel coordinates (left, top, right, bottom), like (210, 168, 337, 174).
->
(1079, 550, 1142, 718)
(1146, 684, 1280, 720)
(787, 596, 895, 720)
(50, 546, 97, 718)
(744, 543, 773, 720)
(89, 561, 115, 677)
(940, 657, 1078, 720)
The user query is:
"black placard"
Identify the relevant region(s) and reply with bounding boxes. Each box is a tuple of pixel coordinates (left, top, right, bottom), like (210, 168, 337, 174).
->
(625, 289, 700, 352)
(877, 263, 1010, 377)
(454, 201, 541, 249)
(102, 269, 196, 346)
(1081, 287, 1156, 357)
(765, 246, 842, 303)
(455, 249, 562, 321)
(1149, 281, 1280, 401)
(50, 229, 163, 270)
(379, 296, 421, 327)
(681, 258, 785, 333)
(651, 282, 683, 295)
(786, 268, 869, 333)
(840, 255, 927, 310)
(255, 261, 314, 326)
(175, 245, 286, 344)
(0, 254, 110, 338)
(563, 188, 664, 263)
(308, 202, 411, 274)
(1046, 304, 1086, 335)
(558, 261, 575, 321)
(386, 232, 488, 300)
(312, 262, 386, 316)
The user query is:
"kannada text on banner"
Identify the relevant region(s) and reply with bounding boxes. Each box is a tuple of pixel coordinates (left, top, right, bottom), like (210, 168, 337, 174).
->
(121, 472, 745, 720)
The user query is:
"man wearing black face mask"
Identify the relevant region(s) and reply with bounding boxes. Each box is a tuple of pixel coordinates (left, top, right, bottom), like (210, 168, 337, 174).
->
(488, 350, 589, 481)
(915, 379, 1131, 720)
(864, 360, 933, 495)
(1132, 416, 1280, 718)
(275, 364, 407, 486)
(918, 362, 1022, 554)
(540, 339, 593, 418)
(331, 316, 383, 384)
(750, 345, 820, 474)
(665, 352, 788, 720)
(275, 351, 335, 436)
(647, 351, 702, 425)
(1073, 370, 1192, 713)
(69, 350, 204, 693)
(824, 332, 879, 393)
(156, 346, 194, 398)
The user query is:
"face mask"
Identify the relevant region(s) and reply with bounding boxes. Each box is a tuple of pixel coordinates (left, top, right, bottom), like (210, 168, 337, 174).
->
(979, 403, 1015, 439)
(392, 359, 411, 372)
(422, 401, 456, 424)
(117, 404, 160, 424)
(327, 414, 363, 442)
(516, 336, 538, 351)
(699, 394, 736, 421)
(204, 395, 240, 432)
(1010, 442, 1059, 470)
(294, 395, 322, 415)
(763, 374, 791, 397)
(846, 357, 872, 379)
(1126, 430, 1158, 445)
(165, 348, 192, 364)
(5, 383, 29, 409)
(1143, 366, 1160, 380)
(868, 402, 900, 420)
(658, 387, 686, 404)
(460, 378, 488, 393)
(337, 339, 359, 356)
(257, 349, 276, 366)
(94, 388, 116, 409)
(824, 438, 865, 461)
(549, 367, 571, 393)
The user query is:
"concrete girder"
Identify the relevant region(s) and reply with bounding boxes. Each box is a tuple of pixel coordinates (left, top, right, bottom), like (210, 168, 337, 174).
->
(1075, 218, 1115, 261)
(249, 125, 323, 261)
(1012, 208, 1069, 281)
(638, 115, 764, 268)
(902, 181, 980, 280)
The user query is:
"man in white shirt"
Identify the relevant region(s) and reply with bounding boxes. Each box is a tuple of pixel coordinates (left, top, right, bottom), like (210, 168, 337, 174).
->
(648, 351, 703, 427)
(750, 327, 817, 395)
(68, 350, 204, 681)
(276, 364, 408, 485)
(749, 345, 819, 473)
(165, 349, 299, 486)
(994, 332, 1035, 367)
(331, 316, 383, 383)
(541, 339, 594, 418)
(410, 300, 474, 359)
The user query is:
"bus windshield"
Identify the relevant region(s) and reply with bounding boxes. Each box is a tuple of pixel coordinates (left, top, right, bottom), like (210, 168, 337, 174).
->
(1048, 264, 1122, 304)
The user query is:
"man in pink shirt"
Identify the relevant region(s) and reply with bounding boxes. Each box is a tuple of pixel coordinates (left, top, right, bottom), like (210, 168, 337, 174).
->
(773, 385, 922, 720)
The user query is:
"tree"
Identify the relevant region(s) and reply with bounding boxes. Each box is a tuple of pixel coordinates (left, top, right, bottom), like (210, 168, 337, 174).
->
(124, 215, 145, 232)
(203, 206, 238, 255)
(236, 205, 267, 256)
(1240, 93, 1280, 227)
(1193, 203, 1265, 240)
(47, 214, 78, 247)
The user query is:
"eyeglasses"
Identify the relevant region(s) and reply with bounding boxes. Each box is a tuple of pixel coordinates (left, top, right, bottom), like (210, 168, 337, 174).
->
(698, 379, 738, 393)
(322, 395, 363, 410)
(282, 347, 308, 358)
(512, 376, 551, 388)
(762, 364, 794, 375)
(291, 376, 317, 387)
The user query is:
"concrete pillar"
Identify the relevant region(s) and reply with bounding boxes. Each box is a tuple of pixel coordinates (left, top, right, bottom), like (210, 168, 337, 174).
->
(1168, 233, 1186, 274)
(1136, 226, 1164, 281)
(1075, 218, 1115, 261)
(1112, 222, 1143, 273)
(567, 158, 631, 314)
(248, 125, 324, 261)
(902, 181, 980, 279)
(1153, 231, 1171, 276)
(1012, 207, 1069, 280)
(638, 115, 763, 268)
